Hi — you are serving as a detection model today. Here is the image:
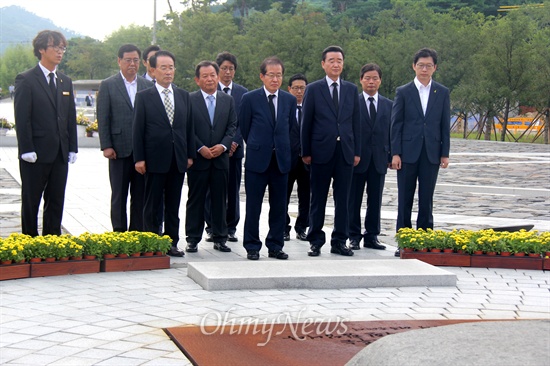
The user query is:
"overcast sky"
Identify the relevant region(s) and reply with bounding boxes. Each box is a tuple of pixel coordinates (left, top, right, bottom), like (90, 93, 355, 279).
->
(4, 0, 188, 40)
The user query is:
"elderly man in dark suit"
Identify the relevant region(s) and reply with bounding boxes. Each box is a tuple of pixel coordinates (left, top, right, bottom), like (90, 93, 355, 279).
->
(301, 45, 361, 257)
(185, 61, 237, 253)
(204, 52, 248, 243)
(14, 30, 78, 237)
(391, 48, 450, 256)
(240, 57, 297, 260)
(97, 44, 153, 232)
(133, 50, 195, 257)
(348, 63, 392, 251)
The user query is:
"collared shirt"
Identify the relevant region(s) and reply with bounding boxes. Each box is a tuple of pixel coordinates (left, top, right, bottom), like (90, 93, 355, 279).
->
(200, 89, 216, 107)
(38, 62, 57, 86)
(363, 91, 378, 114)
(263, 86, 278, 120)
(325, 75, 340, 100)
(414, 77, 432, 115)
(219, 81, 233, 95)
(296, 104, 302, 122)
(155, 82, 174, 111)
(121, 71, 138, 107)
(143, 72, 154, 82)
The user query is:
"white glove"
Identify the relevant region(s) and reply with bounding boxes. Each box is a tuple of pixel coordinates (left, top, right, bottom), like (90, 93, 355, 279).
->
(68, 152, 77, 164)
(21, 152, 37, 163)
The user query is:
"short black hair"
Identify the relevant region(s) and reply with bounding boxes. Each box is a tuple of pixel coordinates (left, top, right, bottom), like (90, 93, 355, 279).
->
(149, 50, 176, 68)
(215, 52, 238, 70)
(360, 63, 382, 79)
(260, 57, 285, 75)
(414, 48, 438, 65)
(288, 73, 308, 87)
(322, 45, 345, 61)
(118, 44, 141, 59)
(33, 30, 67, 60)
(143, 45, 161, 61)
(195, 60, 220, 78)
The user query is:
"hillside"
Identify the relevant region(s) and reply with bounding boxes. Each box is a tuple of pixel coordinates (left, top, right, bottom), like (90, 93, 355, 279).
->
(0, 5, 80, 54)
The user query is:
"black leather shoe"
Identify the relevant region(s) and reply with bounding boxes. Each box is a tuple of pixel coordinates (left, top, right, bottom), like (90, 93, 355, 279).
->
(296, 231, 308, 241)
(205, 232, 214, 242)
(283, 232, 290, 241)
(167, 247, 185, 257)
(227, 233, 238, 242)
(330, 243, 354, 256)
(308, 245, 321, 256)
(247, 250, 260, 260)
(395, 248, 401, 257)
(185, 242, 198, 253)
(364, 238, 386, 250)
(213, 242, 231, 252)
(349, 239, 361, 250)
(268, 250, 288, 260)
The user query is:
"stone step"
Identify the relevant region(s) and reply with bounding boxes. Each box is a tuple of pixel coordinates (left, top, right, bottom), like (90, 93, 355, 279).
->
(187, 259, 457, 291)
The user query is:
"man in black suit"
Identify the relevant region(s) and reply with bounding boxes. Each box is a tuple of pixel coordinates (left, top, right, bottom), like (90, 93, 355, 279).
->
(142, 45, 160, 82)
(285, 73, 310, 241)
(204, 52, 248, 243)
(391, 48, 450, 256)
(185, 61, 237, 253)
(348, 63, 392, 251)
(240, 57, 297, 260)
(133, 50, 195, 257)
(301, 45, 361, 257)
(97, 44, 153, 232)
(14, 30, 78, 236)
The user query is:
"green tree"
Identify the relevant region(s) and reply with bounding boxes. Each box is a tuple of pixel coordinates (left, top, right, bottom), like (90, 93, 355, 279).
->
(0, 45, 35, 91)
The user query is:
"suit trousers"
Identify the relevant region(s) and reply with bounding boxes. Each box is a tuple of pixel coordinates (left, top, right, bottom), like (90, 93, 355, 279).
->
(285, 160, 310, 233)
(396, 143, 440, 231)
(348, 156, 385, 242)
(186, 166, 228, 243)
(20, 148, 68, 236)
(109, 155, 144, 232)
(143, 155, 185, 245)
(243, 153, 287, 252)
(307, 142, 354, 247)
(204, 156, 242, 235)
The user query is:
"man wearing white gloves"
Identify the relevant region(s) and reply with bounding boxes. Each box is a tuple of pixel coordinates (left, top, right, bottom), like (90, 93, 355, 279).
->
(14, 30, 78, 236)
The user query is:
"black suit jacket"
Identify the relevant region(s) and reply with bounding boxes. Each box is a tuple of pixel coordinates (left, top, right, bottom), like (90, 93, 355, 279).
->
(189, 90, 237, 171)
(218, 82, 248, 159)
(133, 85, 195, 173)
(15, 64, 78, 162)
(355, 93, 392, 175)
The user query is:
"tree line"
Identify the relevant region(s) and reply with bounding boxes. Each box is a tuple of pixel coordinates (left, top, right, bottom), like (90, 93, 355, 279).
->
(1, 0, 548, 142)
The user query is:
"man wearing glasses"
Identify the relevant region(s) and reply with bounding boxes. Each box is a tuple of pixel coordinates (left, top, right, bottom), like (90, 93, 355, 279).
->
(97, 44, 153, 233)
(14, 30, 78, 236)
(239, 57, 297, 260)
(391, 48, 450, 256)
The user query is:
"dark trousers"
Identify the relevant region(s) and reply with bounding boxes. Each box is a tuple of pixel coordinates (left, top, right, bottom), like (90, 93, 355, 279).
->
(307, 142, 353, 247)
(348, 157, 385, 242)
(143, 156, 185, 245)
(396, 143, 440, 231)
(109, 155, 144, 232)
(243, 153, 287, 252)
(20, 149, 68, 236)
(285, 160, 310, 234)
(186, 167, 228, 243)
(204, 156, 242, 235)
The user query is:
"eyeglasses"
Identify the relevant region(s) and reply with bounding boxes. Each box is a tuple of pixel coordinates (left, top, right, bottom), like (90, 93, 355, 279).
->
(220, 66, 235, 72)
(158, 66, 176, 72)
(47, 45, 67, 53)
(264, 73, 283, 79)
(416, 63, 434, 70)
(290, 86, 306, 91)
(122, 58, 140, 64)
(362, 76, 380, 81)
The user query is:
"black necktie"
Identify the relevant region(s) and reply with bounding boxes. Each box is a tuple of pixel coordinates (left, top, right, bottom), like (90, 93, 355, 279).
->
(268, 94, 276, 122)
(48, 72, 57, 104)
(368, 96, 376, 122)
(297, 105, 302, 125)
(332, 82, 338, 111)
(223, 87, 230, 94)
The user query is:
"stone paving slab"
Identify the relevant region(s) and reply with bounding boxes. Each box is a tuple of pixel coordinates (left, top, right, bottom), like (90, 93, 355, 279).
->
(188, 259, 457, 290)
